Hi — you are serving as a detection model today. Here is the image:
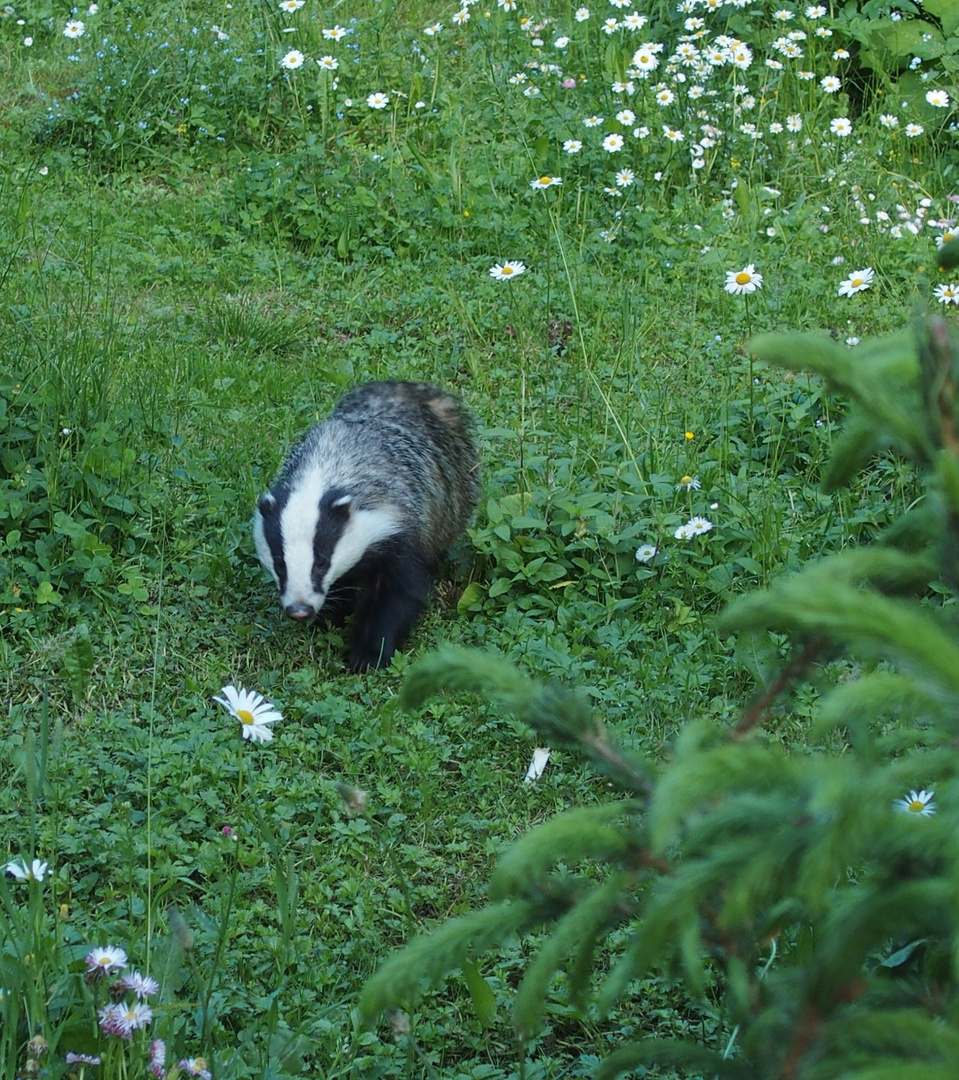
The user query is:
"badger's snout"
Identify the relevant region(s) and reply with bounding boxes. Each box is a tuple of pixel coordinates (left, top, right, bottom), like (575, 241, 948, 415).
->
(284, 602, 316, 621)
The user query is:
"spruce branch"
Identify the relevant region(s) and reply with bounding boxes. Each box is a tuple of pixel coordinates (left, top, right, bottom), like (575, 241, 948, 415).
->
(732, 636, 828, 739)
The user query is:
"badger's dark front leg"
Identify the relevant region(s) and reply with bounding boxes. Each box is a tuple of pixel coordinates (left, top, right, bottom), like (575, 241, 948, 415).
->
(348, 554, 434, 672)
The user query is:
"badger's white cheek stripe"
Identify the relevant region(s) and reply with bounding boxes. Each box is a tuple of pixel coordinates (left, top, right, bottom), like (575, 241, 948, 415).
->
(324, 508, 402, 590)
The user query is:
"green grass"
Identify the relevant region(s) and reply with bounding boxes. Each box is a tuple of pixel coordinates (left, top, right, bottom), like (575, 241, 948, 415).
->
(0, 0, 956, 1075)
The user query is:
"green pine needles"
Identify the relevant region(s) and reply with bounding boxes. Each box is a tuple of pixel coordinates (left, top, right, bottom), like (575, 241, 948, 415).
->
(361, 315, 959, 1079)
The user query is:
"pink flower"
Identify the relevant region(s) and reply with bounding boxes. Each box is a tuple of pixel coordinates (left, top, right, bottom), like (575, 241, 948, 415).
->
(98, 1000, 153, 1038)
(150, 1040, 166, 1078)
(119, 971, 159, 999)
(561, 78, 577, 88)
(85, 946, 128, 979)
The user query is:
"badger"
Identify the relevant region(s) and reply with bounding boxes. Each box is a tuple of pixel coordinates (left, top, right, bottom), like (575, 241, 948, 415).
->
(253, 381, 479, 672)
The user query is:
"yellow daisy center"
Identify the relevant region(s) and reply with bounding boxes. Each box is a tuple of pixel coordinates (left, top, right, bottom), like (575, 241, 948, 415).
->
(237, 709, 255, 725)
(908, 799, 925, 812)
(851, 277, 863, 288)
(539, 176, 551, 185)
(502, 266, 515, 274)
(680, 475, 693, 485)
(736, 271, 751, 285)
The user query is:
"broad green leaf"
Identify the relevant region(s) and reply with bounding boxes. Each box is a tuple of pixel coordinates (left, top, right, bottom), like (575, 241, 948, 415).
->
(461, 959, 497, 1029)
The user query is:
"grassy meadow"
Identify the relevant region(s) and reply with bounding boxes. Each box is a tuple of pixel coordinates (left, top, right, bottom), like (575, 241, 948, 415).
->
(1, 0, 958, 1074)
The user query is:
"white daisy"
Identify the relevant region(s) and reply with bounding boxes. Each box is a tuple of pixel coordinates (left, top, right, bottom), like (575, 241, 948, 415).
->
(837, 267, 873, 297)
(214, 685, 284, 744)
(5, 858, 48, 882)
(635, 543, 657, 563)
(367, 92, 389, 109)
(489, 260, 526, 280)
(280, 49, 305, 70)
(894, 789, 936, 816)
(631, 46, 659, 72)
(63, 19, 85, 37)
(724, 263, 763, 295)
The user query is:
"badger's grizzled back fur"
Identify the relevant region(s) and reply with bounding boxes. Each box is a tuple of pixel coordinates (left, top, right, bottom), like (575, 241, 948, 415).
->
(254, 381, 479, 671)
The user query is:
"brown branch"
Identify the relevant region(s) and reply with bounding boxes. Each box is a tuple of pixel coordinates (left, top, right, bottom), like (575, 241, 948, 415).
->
(732, 636, 828, 739)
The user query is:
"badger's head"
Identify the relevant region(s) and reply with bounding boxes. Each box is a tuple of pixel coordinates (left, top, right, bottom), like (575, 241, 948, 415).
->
(254, 480, 401, 621)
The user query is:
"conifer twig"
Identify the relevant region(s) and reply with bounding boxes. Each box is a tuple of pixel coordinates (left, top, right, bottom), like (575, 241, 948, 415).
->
(732, 636, 827, 739)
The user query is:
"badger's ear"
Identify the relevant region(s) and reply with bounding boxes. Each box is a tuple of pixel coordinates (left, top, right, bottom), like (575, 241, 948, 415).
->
(257, 491, 278, 515)
(330, 494, 353, 511)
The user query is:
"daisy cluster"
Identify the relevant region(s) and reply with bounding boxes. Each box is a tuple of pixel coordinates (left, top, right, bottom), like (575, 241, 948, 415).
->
(630, 467, 716, 563)
(272, 5, 400, 111)
(30, 1, 397, 151)
(432, 0, 955, 243)
(720, 252, 959, 305)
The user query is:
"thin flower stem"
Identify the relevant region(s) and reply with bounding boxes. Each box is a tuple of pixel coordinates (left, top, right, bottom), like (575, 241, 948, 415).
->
(545, 199, 650, 498)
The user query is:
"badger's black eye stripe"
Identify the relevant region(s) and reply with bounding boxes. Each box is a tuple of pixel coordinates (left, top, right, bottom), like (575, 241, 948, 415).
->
(260, 489, 289, 591)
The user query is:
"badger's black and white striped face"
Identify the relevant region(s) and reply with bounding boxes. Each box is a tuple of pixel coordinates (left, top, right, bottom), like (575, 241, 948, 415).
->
(254, 472, 401, 621)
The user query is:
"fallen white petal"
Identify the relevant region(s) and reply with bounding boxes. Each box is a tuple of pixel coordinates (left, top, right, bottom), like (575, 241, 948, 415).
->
(524, 748, 551, 784)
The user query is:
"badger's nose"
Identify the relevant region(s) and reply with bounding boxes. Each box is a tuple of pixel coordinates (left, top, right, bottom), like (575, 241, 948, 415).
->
(284, 603, 315, 621)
